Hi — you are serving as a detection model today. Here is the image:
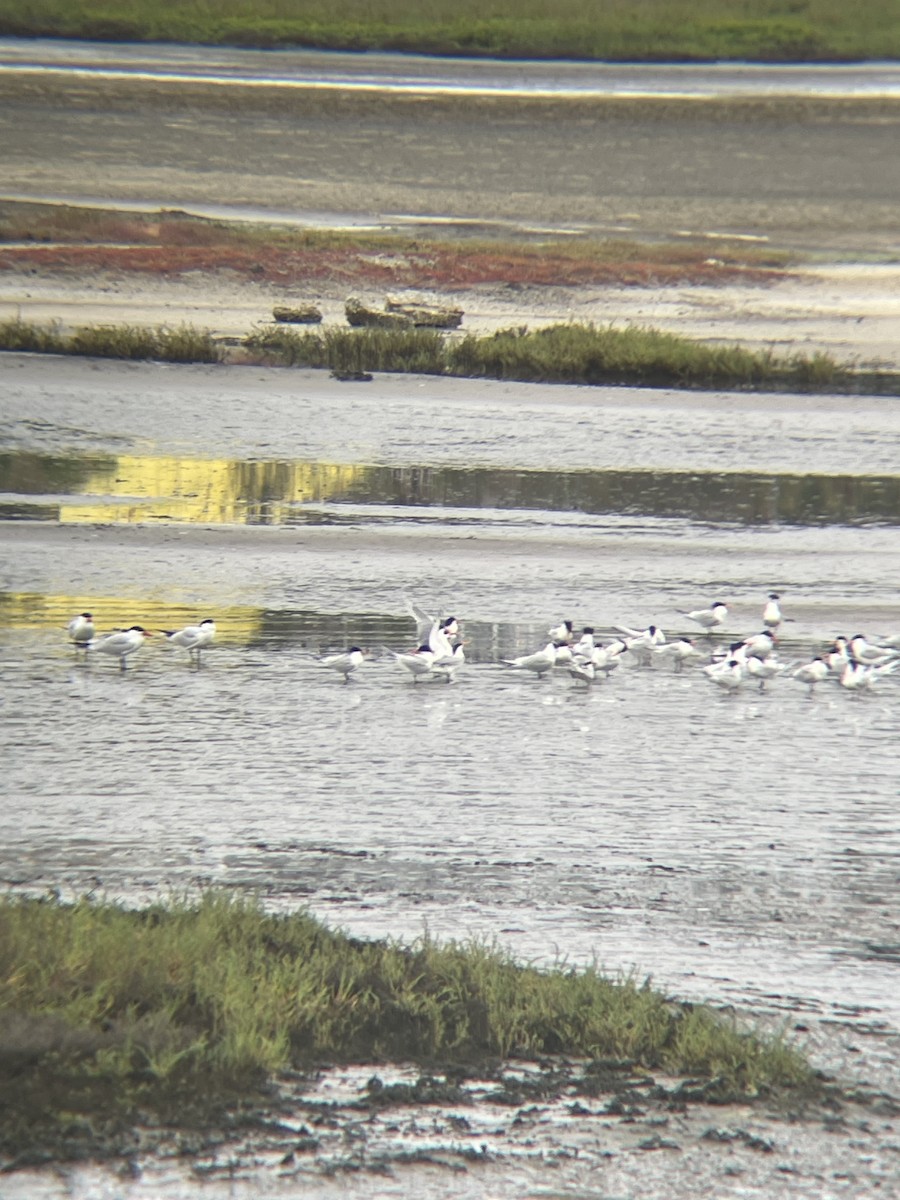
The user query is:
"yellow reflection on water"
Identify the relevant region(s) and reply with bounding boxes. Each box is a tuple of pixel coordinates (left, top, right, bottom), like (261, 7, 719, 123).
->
(57, 454, 371, 525)
(0, 590, 263, 643)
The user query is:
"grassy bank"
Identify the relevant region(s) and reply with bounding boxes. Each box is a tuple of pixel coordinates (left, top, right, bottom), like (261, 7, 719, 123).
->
(0, 892, 814, 1163)
(2, 314, 887, 394)
(0, 0, 897, 61)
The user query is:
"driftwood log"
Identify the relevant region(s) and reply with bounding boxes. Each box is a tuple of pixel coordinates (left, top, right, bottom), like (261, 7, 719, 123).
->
(385, 295, 464, 328)
(345, 295, 464, 329)
(272, 303, 323, 324)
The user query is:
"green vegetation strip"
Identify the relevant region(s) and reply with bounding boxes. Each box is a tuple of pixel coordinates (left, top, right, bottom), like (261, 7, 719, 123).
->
(0, 0, 898, 62)
(4, 315, 893, 394)
(0, 892, 814, 1162)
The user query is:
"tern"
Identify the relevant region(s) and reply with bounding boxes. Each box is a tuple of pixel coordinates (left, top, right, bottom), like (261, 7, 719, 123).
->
(588, 642, 624, 677)
(159, 618, 216, 664)
(320, 647, 366, 682)
(571, 628, 596, 657)
(841, 658, 898, 693)
(502, 642, 557, 677)
(67, 611, 95, 649)
(616, 624, 665, 666)
(679, 601, 727, 633)
(791, 657, 830, 694)
(386, 644, 437, 683)
(405, 598, 458, 644)
(548, 620, 575, 644)
(762, 593, 782, 629)
(848, 634, 897, 665)
(652, 637, 704, 673)
(567, 659, 595, 686)
(741, 630, 776, 660)
(708, 659, 744, 692)
(616, 623, 666, 645)
(745, 654, 790, 691)
(90, 626, 151, 670)
(432, 639, 467, 684)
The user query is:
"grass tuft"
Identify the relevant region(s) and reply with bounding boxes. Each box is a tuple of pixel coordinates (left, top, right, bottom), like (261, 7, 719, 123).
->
(0, 891, 815, 1161)
(242, 320, 859, 392)
(0, 318, 221, 363)
(1, 316, 884, 393)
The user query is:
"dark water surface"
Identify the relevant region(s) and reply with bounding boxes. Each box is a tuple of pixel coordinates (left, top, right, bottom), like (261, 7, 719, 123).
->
(1, 357, 900, 1199)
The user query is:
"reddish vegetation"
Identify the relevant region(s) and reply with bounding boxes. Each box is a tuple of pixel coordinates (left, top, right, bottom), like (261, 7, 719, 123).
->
(0, 241, 781, 290)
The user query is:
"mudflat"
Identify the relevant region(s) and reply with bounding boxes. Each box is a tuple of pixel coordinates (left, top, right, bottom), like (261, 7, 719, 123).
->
(1, 73, 900, 366)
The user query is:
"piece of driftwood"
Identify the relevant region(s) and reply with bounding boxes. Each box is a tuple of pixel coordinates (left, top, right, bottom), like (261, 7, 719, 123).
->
(344, 297, 412, 329)
(385, 295, 464, 328)
(272, 303, 323, 324)
(331, 369, 374, 382)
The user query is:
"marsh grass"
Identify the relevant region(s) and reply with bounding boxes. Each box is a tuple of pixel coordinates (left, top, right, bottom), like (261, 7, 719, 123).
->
(0, 892, 815, 1159)
(243, 321, 855, 392)
(0, 0, 897, 60)
(0, 317, 221, 363)
(0, 314, 878, 391)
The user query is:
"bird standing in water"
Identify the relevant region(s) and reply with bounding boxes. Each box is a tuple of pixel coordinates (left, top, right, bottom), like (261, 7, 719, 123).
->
(320, 646, 367, 682)
(90, 626, 151, 671)
(762, 593, 782, 629)
(159, 618, 216, 665)
(67, 612, 95, 652)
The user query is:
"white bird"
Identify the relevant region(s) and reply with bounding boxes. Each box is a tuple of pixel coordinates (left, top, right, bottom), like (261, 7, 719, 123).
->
(741, 630, 777, 660)
(502, 642, 557, 677)
(651, 637, 704, 672)
(67, 611, 95, 648)
(823, 637, 850, 674)
(159, 618, 216, 664)
(567, 659, 595, 686)
(427, 620, 456, 662)
(745, 654, 790, 691)
(90, 626, 151, 670)
(616, 623, 666, 645)
(548, 620, 575, 644)
(762, 593, 782, 629)
(387, 644, 437, 683)
(405, 598, 458, 644)
(841, 658, 898, 693)
(679, 601, 728, 633)
(617, 624, 665, 666)
(847, 634, 897, 665)
(571, 628, 596, 657)
(708, 659, 744, 692)
(432, 639, 466, 684)
(320, 646, 366, 682)
(839, 660, 872, 693)
(792, 657, 831, 694)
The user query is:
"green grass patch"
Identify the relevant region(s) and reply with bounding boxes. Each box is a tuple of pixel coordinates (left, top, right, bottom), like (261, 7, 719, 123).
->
(243, 320, 861, 392)
(0, 317, 221, 363)
(2, 316, 891, 394)
(0, 891, 815, 1162)
(0, 1, 898, 61)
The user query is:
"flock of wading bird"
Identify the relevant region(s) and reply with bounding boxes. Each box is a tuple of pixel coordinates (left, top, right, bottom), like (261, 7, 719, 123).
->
(65, 595, 900, 697)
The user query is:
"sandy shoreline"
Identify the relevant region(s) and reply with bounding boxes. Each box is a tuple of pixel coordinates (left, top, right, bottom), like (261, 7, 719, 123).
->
(3, 260, 900, 372)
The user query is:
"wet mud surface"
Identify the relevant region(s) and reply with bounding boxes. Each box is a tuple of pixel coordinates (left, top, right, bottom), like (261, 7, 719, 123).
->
(2, 72, 900, 256)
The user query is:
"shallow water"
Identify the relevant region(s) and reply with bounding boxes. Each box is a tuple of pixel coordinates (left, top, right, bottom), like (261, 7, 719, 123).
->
(1, 356, 899, 1195)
